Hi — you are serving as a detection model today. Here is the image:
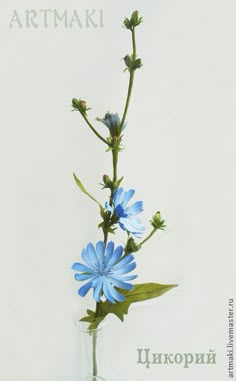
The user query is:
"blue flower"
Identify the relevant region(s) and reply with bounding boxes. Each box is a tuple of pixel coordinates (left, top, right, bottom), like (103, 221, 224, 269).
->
(72, 241, 137, 304)
(97, 112, 126, 137)
(106, 187, 145, 238)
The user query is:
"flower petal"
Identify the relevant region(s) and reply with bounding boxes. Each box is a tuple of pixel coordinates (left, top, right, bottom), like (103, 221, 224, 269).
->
(104, 241, 114, 265)
(107, 286, 125, 302)
(96, 241, 105, 267)
(113, 187, 124, 207)
(122, 189, 135, 208)
(81, 248, 95, 269)
(87, 243, 99, 268)
(102, 278, 116, 304)
(78, 281, 93, 297)
(92, 276, 103, 302)
(126, 201, 143, 216)
(105, 202, 113, 213)
(119, 217, 145, 236)
(106, 245, 123, 268)
(113, 274, 138, 281)
(74, 273, 96, 281)
(72, 262, 92, 273)
(108, 277, 134, 290)
(114, 262, 136, 275)
(111, 254, 134, 271)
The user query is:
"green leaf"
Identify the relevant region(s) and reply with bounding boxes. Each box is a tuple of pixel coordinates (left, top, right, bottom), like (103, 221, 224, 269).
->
(80, 316, 94, 323)
(80, 283, 177, 329)
(73, 173, 104, 214)
(87, 309, 95, 316)
(100, 283, 177, 321)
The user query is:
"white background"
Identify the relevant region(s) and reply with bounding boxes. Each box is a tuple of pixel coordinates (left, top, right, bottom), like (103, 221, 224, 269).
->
(0, 0, 235, 380)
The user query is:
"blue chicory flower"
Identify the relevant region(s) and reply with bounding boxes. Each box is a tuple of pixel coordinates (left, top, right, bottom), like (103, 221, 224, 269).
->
(106, 187, 145, 238)
(72, 241, 137, 304)
(97, 112, 126, 137)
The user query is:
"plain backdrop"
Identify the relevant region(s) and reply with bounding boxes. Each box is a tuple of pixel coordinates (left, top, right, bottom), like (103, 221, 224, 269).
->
(0, 0, 235, 380)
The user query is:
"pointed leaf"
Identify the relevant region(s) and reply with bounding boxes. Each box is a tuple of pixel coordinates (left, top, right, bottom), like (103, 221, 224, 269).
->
(79, 283, 177, 329)
(101, 283, 178, 318)
(73, 173, 103, 214)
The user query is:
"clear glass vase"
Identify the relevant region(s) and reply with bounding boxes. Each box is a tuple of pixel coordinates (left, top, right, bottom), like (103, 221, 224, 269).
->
(77, 320, 106, 381)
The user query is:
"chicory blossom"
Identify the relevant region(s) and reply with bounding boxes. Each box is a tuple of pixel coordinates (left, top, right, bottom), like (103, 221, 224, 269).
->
(97, 112, 126, 137)
(106, 187, 145, 238)
(72, 241, 137, 304)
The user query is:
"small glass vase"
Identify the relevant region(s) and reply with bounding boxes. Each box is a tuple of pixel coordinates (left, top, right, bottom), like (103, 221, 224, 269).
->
(77, 320, 106, 381)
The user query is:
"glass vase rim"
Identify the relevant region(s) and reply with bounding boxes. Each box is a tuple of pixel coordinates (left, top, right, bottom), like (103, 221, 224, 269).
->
(75, 318, 106, 333)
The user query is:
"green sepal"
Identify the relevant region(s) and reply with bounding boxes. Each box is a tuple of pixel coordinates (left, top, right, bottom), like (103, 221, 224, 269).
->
(106, 227, 117, 234)
(116, 176, 124, 187)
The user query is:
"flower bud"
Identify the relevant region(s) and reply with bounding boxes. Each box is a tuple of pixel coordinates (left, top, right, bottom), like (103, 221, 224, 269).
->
(103, 174, 112, 187)
(135, 58, 143, 69)
(97, 113, 125, 138)
(130, 10, 143, 27)
(151, 211, 166, 230)
(72, 98, 87, 114)
(125, 237, 141, 254)
(124, 54, 133, 68)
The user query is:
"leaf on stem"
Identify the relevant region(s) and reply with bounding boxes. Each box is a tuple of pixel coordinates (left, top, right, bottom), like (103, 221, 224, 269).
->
(81, 283, 177, 329)
(73, 173, 104, 215)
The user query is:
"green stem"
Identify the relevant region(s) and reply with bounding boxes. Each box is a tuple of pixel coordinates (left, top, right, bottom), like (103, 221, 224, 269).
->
(81, 113, 109, 145)
(92, 331, 98, 379)
(92, 302, 100, 378)
(140, 228, 157, 246)
(112, 149, 119, 184)
(120, 71, 134, 129)
(92, 223, 107, 378)
(132, 28, 137, 59)
(120, 28, 137, 130)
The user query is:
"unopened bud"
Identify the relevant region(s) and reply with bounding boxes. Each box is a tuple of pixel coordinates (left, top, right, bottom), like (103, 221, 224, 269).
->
(131, 10, 143, 27)
(125, 237, 141, 254)
(135, 58, 143, 69)
(124, 54, 133, 68)
(72, 98, 87, 114)
(123, 10, 143, 30)
(103, 175, 112, 187)
(151, 211, 166, 230)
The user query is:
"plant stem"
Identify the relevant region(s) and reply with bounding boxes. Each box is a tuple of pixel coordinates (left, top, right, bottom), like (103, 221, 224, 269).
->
(112, 148, 119, 184)
(140, 228, 157, 246)
(81, 113, 109, 145)
(92, 331, 98, 379)
(92, 301, 100, 378)
(91, 27, 139, 381)
(91, 227, 108, 378)
(120, 71, 134, 130)
(132, 28, 137, 59)
(120, 28, 137, 129)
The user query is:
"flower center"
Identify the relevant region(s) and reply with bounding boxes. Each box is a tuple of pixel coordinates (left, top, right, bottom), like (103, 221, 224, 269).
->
(95, 265, 112, 277)
(115, 204, 128, 218)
